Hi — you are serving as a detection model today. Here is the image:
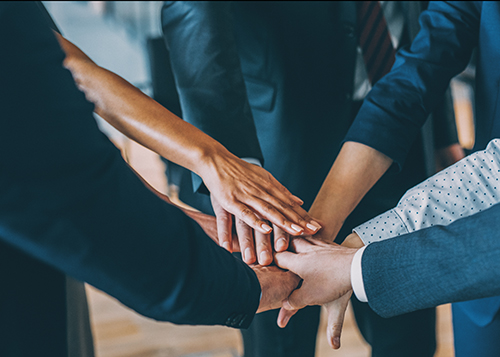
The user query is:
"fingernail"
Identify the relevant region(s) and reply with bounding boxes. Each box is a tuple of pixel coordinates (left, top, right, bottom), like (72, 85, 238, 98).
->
(282, 315, 291, 327)
(261, 223, 272, 233)
(334, 337, 340, 348)
(244, 248, 252, 262)
(291, 224, 303, 233)
(309, 220, 322, 230)
(260, 250, 271, 264)
(294, 196, 304, 205)
(276, 238, 287, 251)
(306, 223, 319, 232)
(222, 242, 231, 251)
(283, 299, 293, 310)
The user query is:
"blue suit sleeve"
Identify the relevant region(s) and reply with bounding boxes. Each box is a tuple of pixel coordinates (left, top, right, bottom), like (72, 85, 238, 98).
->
(0, 2, 260, 328)
(161, 1, 264, 192)
(362, 202, 500, 318)
(345, 1, 481, 170)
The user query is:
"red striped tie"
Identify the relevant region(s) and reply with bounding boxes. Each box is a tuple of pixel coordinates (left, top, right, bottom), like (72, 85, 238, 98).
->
(357, 1, 397, 85)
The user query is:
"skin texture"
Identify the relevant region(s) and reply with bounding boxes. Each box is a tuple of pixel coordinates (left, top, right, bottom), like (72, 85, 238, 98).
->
(276, 141, 463, 349)
(54, 32, 321, 263)
(274, 238, 356, 348)
(128, 163, 302, 314)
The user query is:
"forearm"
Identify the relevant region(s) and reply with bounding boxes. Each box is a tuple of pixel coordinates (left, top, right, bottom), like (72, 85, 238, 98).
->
(55, 32, 228, 177)
(309, 141, 393, 241)
(362, 203, 500, 318)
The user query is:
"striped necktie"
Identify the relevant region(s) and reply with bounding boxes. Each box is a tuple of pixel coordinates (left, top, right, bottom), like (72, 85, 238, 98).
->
(357, 1, 397, 85)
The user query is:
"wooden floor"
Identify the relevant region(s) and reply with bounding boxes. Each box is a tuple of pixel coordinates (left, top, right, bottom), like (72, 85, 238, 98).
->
(87, 123, 455, 357)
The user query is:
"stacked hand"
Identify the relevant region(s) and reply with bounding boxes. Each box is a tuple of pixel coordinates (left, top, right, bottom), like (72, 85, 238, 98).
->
(273, 234, 363, 349)
(199, 150, 322, 265)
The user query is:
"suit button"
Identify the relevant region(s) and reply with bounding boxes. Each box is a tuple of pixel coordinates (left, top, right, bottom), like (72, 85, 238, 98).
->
(343, 24, 355, 38)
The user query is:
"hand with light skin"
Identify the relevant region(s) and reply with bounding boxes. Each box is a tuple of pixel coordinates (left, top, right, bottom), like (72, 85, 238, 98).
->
(211, 195, 318, 266)
(274, 236, 362, 349)
(53, 32, 322, 248)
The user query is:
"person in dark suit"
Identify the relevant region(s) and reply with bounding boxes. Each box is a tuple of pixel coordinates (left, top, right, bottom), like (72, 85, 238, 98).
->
(0, 2, 303, 356)
(275, 1, 500, 356)
(274, 196, 500, 341)
(160, 2, 463, 356)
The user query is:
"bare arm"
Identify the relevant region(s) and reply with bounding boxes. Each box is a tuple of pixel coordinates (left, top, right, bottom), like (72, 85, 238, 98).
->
(308, 141, 393, 242)
(54, 32, 319, 239)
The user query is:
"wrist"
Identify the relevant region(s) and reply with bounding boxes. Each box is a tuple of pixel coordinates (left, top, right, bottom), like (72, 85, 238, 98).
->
(190, 141, 227, 178)
(342, 232, 364, 248)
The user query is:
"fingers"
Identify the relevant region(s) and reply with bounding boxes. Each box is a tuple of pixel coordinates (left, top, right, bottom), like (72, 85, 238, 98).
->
(248, 195, 322, 236)
(255, 227, 273, 265)
(230, 201, 273, 235)
(291, 204, 323, 235)
(211, 195, 236, 252)
(325, 293, 352, 349)
(282, 285, 310, 311)
(236, 217, 257, 264)
(277, 306, 298, 328)
(288, 237, 317, 253)
(245, 196, 306, 235)
(273, 225, 289, 252)
(213, 205, 233, 252)
(273, 251, 298, 272)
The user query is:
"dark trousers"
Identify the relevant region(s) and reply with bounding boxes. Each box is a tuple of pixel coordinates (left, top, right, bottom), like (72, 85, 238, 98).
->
(242, 306, 321, 357)
(351, 297, 436, 357)
(171, 100, 437, 357)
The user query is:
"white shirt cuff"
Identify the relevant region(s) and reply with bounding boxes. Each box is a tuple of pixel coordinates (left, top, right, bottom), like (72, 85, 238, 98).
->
(241, 157, 262, 167)
(351, 245, 368, 303)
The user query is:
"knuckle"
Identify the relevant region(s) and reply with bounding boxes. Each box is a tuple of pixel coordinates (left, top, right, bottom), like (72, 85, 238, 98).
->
(240, 207, 253, 218)
(330, 323, 344, 332)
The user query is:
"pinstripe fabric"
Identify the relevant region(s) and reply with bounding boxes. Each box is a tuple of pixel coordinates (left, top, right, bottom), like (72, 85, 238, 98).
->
(357, 1, 397, 84)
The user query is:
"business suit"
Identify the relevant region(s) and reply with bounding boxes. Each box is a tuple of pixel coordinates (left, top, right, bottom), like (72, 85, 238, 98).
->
(344, 1, 500, 355)
(363, 201, 500, 319)
(0, 2, 260, 356)
(160, 2, 457, 356)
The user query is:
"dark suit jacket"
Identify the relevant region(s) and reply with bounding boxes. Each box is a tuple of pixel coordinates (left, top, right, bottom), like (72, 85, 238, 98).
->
(363, 202, 500, 318)
(160, 1, 458, 230)
(345, 1, 500, 324)
(0, 2, 260, 355)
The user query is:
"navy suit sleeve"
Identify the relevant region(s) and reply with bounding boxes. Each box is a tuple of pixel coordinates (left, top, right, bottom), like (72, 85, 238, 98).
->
(362, 202, 500, 318)
(161, 1, 263, 192)
(0, 1, 260, 328)
(345, 1, 481, 170)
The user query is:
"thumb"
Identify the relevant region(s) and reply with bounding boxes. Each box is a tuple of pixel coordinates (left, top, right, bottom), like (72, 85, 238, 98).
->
(274, 251, 299, 273)
(277, 306, 298, 328)
(325, 292, 352, 349)
(282, 284, 310, 312)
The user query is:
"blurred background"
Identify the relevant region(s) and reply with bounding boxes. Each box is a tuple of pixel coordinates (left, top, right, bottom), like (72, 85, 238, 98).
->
(43, 2, 476, 356)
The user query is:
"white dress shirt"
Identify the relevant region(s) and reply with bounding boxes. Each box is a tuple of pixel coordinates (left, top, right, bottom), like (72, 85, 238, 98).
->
(351, 139, 500, 302)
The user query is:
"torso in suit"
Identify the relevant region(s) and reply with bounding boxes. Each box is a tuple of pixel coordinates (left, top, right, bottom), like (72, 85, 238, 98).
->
(0, 2, 260, 356)
(344, 1, 500, 356)
(160, 2, 458, 356)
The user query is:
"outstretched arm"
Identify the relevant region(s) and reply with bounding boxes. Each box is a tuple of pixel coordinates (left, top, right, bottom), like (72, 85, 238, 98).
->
(54, 32, 320, 242)
(308, 141, 393, 242)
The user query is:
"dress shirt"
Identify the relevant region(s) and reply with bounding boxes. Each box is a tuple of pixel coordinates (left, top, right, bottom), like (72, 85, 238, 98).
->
(353, 1, 405, 100)
(351, 138, 500, 301)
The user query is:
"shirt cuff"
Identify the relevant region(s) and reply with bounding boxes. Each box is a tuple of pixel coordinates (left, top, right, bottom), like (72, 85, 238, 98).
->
(242, 157, 262, 167)
(353, 208, 408, 245)
(351, 245, 368, 303)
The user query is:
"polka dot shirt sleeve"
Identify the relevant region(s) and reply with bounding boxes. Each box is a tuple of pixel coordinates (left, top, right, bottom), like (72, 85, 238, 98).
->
(354, 139, 500, 245)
